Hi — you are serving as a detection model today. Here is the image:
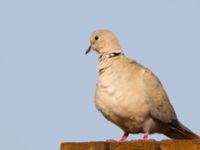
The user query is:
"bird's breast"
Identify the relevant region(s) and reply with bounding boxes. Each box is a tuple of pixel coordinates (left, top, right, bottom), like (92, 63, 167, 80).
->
(95, 68, 150, 132)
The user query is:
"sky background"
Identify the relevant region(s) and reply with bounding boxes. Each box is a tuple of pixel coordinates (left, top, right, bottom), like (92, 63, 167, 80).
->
(0, 0, 200, 150)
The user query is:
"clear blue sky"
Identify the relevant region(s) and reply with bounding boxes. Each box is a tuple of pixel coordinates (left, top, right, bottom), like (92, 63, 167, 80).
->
(0, 0, 200, 150)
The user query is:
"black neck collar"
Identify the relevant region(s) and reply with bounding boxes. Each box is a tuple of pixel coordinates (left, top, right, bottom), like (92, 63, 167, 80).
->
(108, 52, 122, 58)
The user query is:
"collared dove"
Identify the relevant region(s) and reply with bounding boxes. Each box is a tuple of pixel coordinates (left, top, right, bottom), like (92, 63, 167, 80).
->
(85, 30, 199, 141)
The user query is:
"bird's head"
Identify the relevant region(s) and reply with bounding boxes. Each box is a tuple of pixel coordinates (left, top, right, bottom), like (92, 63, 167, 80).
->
(85, 30, 122, 55)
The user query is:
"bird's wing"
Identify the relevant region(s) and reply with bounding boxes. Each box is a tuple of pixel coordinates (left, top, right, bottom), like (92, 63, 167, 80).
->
(142, 68, 177, 123)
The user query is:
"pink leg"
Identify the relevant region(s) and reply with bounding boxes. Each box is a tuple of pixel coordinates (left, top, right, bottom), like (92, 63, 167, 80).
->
(143, 133, 148, 141)
(120, 132, 129, 142)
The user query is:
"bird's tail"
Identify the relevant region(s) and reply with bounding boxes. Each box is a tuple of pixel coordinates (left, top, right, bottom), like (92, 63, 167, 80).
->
(165, 120, 200, 139)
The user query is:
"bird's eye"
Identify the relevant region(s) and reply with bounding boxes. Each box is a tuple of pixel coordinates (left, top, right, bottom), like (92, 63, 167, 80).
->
(95, 36, 99, 40)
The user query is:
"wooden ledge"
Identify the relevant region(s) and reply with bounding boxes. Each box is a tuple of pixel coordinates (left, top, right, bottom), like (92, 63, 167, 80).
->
(61, 140, 200, 150)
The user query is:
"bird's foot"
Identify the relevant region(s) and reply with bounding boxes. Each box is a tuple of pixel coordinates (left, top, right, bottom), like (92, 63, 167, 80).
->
(107, 132, 156, 143)
(129, 133, 153, 142)
(120, 132, 129, 142)
(143, 133, 148, 141)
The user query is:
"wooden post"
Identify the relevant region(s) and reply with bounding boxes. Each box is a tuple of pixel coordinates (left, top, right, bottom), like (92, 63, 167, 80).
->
(61, 140, 200, 150)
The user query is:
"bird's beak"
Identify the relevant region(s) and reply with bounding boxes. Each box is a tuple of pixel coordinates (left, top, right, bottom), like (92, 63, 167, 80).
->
(85, 45, 91, 55)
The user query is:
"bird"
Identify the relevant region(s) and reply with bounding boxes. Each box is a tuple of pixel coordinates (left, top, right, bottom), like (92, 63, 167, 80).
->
(85, 30, 199, 141)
